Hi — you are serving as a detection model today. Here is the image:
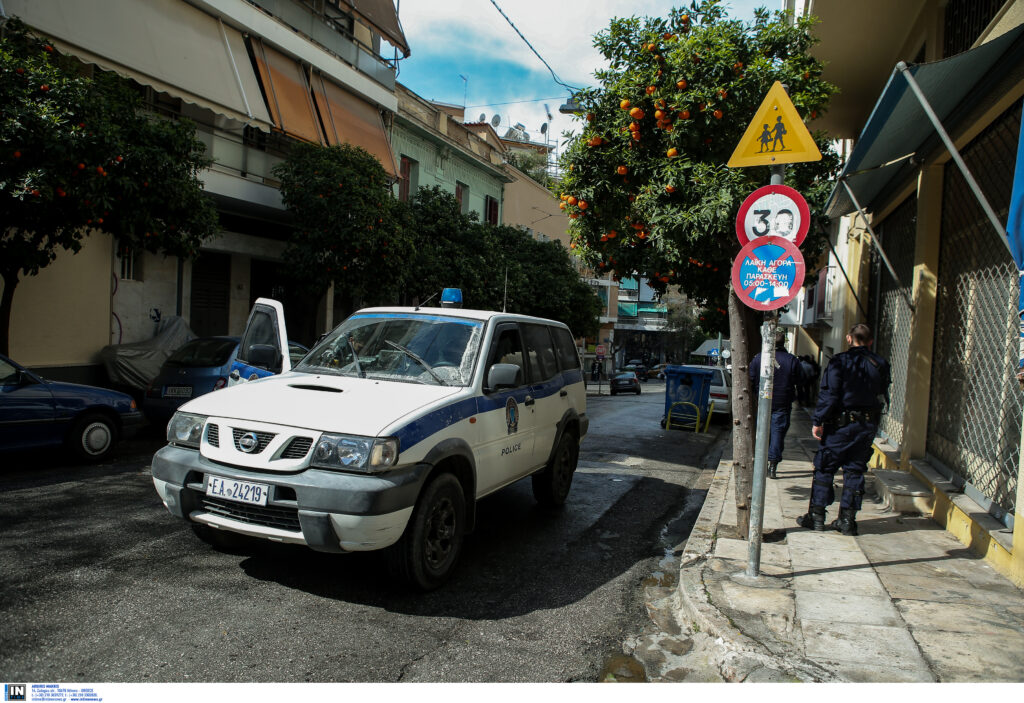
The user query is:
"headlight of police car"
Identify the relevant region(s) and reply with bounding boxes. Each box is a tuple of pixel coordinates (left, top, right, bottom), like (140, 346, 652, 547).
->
(167, 412, 207, 449)
(312, 434, 399, 472)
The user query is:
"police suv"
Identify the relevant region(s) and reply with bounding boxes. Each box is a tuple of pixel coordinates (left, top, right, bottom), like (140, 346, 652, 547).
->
(151, 291, 588, 589)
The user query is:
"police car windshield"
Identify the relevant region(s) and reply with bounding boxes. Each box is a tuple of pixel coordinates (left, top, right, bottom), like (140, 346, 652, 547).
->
(295, 313, 483, 386)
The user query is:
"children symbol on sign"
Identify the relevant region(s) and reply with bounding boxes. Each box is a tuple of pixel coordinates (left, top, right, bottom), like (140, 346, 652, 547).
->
(758, 124, 772, 153)
(772, 116, 788, 151)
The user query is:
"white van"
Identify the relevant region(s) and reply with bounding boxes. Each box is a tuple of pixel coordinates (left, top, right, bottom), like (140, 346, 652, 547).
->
(151, 293, 588, 589)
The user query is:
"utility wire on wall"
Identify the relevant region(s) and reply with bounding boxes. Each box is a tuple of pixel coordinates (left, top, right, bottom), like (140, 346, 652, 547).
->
(487, 0, 581, 92)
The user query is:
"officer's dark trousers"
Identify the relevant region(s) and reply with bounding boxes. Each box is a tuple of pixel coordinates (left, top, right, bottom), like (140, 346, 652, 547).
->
(810, 421, 877, 509)
(768, 406, 791, 464)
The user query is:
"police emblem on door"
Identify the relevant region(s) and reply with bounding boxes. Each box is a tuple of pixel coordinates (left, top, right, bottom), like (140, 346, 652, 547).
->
(505, 397, 519, 434)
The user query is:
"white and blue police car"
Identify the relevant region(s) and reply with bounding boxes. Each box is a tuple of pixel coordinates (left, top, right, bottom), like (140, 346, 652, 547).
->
(151, 290, 588, 589)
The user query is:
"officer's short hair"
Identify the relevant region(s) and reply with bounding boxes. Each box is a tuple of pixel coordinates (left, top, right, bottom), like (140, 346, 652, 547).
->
(849, 323, 873, 344)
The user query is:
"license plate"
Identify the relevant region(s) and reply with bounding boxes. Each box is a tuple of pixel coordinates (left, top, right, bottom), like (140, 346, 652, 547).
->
(206, 476, 269, 506)
(164, 385, 193, 398)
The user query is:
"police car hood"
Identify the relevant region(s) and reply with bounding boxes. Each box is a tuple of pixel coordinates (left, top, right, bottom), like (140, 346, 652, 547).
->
(179, 372, 464, 436)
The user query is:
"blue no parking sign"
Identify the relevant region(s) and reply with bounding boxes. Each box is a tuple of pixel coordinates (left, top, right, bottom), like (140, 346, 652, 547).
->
(731, 236, 806, 311)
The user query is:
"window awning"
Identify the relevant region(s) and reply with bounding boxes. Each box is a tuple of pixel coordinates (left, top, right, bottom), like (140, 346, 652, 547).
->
(618, 302, 638, 317)
(340, 0, 410, 57)
(312, 73, 398, 177)
(826, 23, 1024, 219)
(638, 302, 667, 314)
(4, 0, 273, 131)
(251, 39, 324, 144)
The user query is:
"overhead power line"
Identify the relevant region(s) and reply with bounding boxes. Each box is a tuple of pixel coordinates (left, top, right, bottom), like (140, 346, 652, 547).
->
(487, 0, 582, 92)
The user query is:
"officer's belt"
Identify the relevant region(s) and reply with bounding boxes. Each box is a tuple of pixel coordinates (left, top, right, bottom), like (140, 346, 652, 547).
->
(834, 409, 880, 427)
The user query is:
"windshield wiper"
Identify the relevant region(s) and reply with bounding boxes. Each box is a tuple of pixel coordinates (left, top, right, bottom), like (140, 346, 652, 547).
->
(342, 336, 366, 378)
(384, 339, 447, 386)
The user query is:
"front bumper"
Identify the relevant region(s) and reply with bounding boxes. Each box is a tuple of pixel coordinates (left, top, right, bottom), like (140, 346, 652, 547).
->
(151, 445, 429, 553)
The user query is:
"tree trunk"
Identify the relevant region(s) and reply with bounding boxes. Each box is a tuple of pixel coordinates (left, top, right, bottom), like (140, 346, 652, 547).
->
(727, 285, 762, 540)
(0, 270, 19, 357)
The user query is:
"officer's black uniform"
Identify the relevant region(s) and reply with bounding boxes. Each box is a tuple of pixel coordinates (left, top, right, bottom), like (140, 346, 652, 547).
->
(799, 345, 890, 535)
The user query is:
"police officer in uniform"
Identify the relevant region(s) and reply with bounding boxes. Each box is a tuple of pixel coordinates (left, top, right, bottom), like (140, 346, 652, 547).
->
(798, 323, 890, 535)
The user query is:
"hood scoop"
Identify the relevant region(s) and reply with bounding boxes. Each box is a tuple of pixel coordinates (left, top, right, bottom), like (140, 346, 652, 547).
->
(288, 384, 343, 393)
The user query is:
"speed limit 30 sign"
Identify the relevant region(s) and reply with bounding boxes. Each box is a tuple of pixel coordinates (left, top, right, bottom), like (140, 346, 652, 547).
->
(735, 184, 810, 247)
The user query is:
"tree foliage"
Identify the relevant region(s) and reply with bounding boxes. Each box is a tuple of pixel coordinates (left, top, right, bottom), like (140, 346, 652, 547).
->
(557, 0, 840, 306)
(272, 141, 410, 314)
(0, 18, 218, 354)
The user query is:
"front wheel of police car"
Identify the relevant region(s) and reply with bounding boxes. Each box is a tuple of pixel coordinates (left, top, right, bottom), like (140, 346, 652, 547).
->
(388, 472, 466, 591)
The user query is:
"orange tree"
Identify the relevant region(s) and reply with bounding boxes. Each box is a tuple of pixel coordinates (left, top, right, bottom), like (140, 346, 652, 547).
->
(0, 18, 217, 355)
(558, 0, 840, 535)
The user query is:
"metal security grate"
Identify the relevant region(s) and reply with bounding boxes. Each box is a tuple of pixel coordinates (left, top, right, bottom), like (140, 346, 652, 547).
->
(201, 496, 301, 532)
(231, 428, 275, 454)
(207, 424, 220, 448)
(928, 103, 1022, 517)
(868, 196, 916, 447)
(281, 437, 313, 459)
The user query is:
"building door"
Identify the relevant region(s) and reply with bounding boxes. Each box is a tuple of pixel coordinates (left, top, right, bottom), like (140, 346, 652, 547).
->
(189, 252, 230, 337)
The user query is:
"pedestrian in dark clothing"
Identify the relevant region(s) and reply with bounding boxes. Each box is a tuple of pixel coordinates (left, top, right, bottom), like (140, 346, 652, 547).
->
(749, 331, 803, 480)
(798, 355, 816, 405)
(591, 361, 600, 383)
(798, 323, 891, 536)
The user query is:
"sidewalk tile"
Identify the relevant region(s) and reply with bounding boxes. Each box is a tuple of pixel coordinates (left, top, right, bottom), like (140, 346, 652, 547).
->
(812, 658, 935, 683)
(801, 619, 927, 668)
(791, 567, 888, 596)
(876, 571, 1024, 607)
(913, 629, 1024, 682)
(713, 538, 790, 567)
(789, 545, 871, 569)
(796, 591, 902, 627)
(786, 530, 861, 553)
(896, 600, 1024, 635)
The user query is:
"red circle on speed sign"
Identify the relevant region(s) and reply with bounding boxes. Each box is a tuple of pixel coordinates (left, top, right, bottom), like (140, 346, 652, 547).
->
(735, 184, 810, 247)
(731, 236, 806, 311)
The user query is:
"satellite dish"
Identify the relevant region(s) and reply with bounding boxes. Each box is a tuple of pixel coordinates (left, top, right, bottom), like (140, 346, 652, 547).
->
(540, 123, 548, 135)
(478, 113, 487, 123)
(491, 114, 501, 128)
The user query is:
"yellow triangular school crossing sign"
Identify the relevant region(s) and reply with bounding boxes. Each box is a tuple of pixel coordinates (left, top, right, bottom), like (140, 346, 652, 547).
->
(727, 81, 821, 168)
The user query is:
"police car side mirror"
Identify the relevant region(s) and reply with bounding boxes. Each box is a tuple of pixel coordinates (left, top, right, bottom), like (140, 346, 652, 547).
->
(486, 363, 521, 392)
(247, 344, 280, 372)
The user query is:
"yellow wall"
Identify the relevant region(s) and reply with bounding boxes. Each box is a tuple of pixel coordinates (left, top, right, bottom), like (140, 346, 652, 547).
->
(501, 166, 569, 247)
(3, 232, 113, 366)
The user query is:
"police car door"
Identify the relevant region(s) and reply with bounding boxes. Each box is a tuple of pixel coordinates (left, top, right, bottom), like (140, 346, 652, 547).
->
(522, 322, 562, 470)
(476, 322, 536, 495)
(230, 298, 290, 385)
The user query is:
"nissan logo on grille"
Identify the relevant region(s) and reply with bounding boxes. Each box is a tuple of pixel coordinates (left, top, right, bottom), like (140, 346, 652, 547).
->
(238, 432, 259, 453)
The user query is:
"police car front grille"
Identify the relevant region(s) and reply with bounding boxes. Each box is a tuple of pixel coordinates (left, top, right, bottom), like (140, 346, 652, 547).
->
(231, 428, 275, 454)
(281, 437, 312, 459)
(206, 424, 220, 447)
(200, 496, 301, 532)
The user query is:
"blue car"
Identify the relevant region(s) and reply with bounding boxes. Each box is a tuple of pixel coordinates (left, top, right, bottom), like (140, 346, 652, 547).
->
(143, 336, 309, 426)
(0, 354, 143, 462)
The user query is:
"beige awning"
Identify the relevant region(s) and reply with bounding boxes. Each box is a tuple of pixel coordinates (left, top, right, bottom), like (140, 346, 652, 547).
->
(251, 39, 325, 145)
(341, 0, 410, 57)
(312, 73, 398, 177)
(4, 0, 273, 130)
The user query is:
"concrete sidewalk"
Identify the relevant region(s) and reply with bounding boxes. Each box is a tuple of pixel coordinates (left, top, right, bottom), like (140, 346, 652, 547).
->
(667, 408, 1024, 682)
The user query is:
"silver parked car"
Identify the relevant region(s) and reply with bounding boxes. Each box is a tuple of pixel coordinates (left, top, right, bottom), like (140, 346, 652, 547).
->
(679, 364, 731, 417)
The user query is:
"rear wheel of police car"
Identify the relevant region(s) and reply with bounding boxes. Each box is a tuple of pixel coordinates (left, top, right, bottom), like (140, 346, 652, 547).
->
(389, 472, 466, 590)
(532, 431, 578, 509)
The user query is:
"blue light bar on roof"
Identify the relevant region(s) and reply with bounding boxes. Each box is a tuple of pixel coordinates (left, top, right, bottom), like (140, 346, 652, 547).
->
(440, 288, 463, 308)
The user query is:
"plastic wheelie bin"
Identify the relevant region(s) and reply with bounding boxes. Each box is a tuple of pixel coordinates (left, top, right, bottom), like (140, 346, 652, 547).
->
(661, 366, 715, 432)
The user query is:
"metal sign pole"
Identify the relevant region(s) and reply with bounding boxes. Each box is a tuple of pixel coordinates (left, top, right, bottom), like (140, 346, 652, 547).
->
(746, 164, 785, 578)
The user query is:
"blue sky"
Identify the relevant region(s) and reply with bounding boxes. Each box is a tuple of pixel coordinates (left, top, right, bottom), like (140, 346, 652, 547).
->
(392, 0, 780, 146)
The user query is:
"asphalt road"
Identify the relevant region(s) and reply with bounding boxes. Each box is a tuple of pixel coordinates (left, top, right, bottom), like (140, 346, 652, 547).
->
(0, 383, 726, 682)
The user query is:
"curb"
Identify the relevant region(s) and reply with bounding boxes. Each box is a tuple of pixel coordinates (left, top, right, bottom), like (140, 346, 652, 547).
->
(674, 457, 842, 682)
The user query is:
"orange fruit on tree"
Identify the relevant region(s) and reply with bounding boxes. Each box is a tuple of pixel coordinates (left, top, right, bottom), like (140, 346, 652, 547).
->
(629, 121, 640, 132)
(713, 109, 723, 119)
(586, 112, 595, 122)
(631, 132, 641, 141)
(646, 43, 657, 52)
(680, 110, 691, 120)
(667, 147, 678, 157)
(616, 165, 628, 175)
(646, 85, 656, 95)
(567, 195, 577, 205)
(665, 185, 676, 193)
(578, 200, 588, 210)
(608, 230, 618, 238)
(620, 98, 631, 110)
(718, 89, 728, 98)
(676, 79, 688, 90)
(629, 107, 645, 120)
(654, 109, 665, 120)
(559, 202, 566, 210)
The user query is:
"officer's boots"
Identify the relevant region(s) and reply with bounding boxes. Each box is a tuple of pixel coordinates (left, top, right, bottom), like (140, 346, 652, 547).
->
(796, 504, 826, 531)
(831, 508, 858, 536)
(767, 461, 778, 480)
